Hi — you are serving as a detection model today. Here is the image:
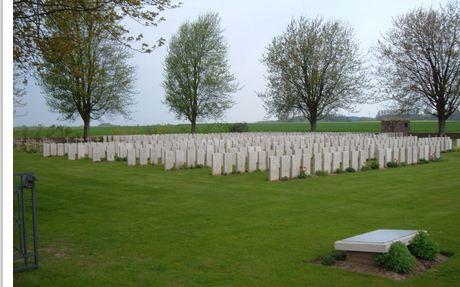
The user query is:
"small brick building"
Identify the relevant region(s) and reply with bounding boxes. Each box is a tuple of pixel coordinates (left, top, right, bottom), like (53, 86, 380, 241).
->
(381, 119, 410, 135)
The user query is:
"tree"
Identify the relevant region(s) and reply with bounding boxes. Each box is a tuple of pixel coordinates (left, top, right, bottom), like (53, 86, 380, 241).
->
(37, 8, 136, 140)
(374, 1, 460, 136)
(14, 0, 180, 70)
(13, 65, 27, 117)
(258, 17, 369, 131)
(162, 13, 239, 133)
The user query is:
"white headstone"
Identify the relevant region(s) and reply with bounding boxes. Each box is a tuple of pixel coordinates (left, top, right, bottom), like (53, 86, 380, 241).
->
(139, 148, 149, 165)
(127, 148, 136, 166)
(331, 152, 341, 172)
(350, 150, 359, 171)
(236, 152, 246, 173)
(268, 156, 280, 181)
(186, 149, 196, 168)
(280, 155, 291, 178)
(196, 149, 205, 166)
(43, 143, 50, 157)
(248, 151, 257, 172)
(164, 151, 175, 170)
(223, 153, 234, 174)
(301, 153, 311, 175)
(290, 154, 301, 178)
(258, 151, 267, 171)
(322, 152, 332, 173)
(175, 150, 185, 169)
(212, 153, 223, 175)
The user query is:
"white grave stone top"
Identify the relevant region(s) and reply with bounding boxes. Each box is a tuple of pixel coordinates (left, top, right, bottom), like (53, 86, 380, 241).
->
(334, 229, 419, 253)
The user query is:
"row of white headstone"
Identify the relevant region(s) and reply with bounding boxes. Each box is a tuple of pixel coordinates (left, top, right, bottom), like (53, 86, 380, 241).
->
(266, 145, 441, 181)
(42, 133, 455, 180)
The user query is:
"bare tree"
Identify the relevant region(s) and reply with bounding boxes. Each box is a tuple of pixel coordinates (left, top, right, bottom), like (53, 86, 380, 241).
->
(374, 1, 460, 135)
(258, 17, 369, 131)
(162, 13, 239, 133)
(38, 8, 136, 140)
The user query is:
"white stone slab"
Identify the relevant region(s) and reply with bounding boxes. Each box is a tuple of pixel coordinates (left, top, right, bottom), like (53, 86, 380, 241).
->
(334, 229, 419, 253)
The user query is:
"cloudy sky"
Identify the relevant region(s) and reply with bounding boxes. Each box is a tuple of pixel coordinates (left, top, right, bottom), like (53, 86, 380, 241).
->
(14, 0, 449, 127)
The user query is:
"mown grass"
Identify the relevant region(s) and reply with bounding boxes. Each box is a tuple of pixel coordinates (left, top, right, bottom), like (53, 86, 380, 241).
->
(13, 151, 460, 287)
(13, 120, 460, 138)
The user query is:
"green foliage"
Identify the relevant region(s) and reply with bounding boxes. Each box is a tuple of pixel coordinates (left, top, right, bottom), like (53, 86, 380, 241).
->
(374, 242, 416, 273)
(367, 159, 380, 170)
(298, 169, 307, 179)
(38, 8, 136, 139)
(315, 170, 329, 176)
(258, 16, 369, 130)
(361, 165, 371, 171)
(345, 167, 356, 173)
(229, 123, 249, 133)
(280, 176, 289, 181)
(163, 13, 239, 133)
(13, 121, 460, 138)
(418, 159, 430, 164)
(408, 231, 439, 261)
(332, 251, 347, 261)
(321, 251, 347, 266)
(321, 254, 336, 266)
(386, 161, 399, 168)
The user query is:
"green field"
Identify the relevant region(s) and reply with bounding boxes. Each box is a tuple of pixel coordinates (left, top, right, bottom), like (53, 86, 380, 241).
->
(13, 120, 460, 138)
(13, 151, 460, 286)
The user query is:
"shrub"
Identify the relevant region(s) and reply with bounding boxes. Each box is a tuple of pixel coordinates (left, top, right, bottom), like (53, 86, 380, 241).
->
(280, 176, 289, 181)
(298, 169, 307, 179)
(332, 251, 347, 261)
(375, 242, 416, 273)
(370, 161, 379, 170)
(418, 159, 429, 164)
(321, 254, 336, 266)
(386, 161, 399, 168)
(430, 157, 441, 162)
(408, 231, 438, 261)
(345, 167, 356, 173)
(315, 170, 329, 176)
(115, 156, 127, 161)
(361, 165, 371, 171)
(229, 123, 249, 133)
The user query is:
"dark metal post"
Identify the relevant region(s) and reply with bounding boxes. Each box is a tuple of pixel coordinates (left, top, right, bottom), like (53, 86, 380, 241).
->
(14, 172, 39, 272)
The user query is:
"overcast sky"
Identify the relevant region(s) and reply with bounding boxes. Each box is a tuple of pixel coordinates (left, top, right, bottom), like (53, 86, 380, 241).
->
(13, 0, 449, 127)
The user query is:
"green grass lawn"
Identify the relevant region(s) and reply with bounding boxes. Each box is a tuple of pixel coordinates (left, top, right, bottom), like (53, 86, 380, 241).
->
(13, 120, 460, 137)
(13, 151, 460, 287)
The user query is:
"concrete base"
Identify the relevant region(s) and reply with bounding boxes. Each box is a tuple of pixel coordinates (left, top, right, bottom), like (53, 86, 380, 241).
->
(346, 251, 379, 265)
(335, 229, 420, 253)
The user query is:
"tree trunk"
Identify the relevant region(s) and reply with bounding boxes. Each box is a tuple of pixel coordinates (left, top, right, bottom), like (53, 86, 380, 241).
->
(309, 118, 317, 132)
(83, 117, 90, 142)
(191, 119, 197, 134)
(437, 114, 446, 136)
